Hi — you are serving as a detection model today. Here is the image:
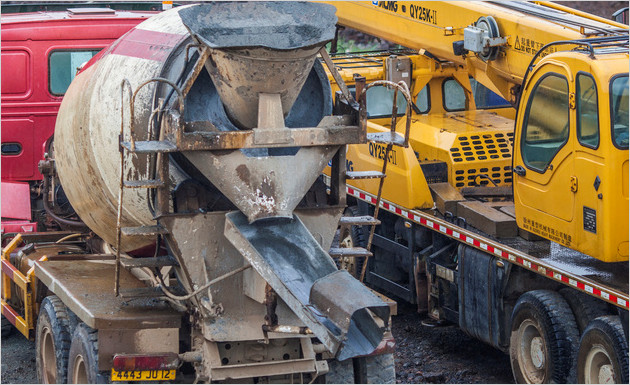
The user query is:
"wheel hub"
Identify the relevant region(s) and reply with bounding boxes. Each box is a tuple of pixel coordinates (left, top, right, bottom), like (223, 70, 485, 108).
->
(585, 345, 616, 384)
(599, 364, 615, 384)
(517, 320, 547, 383)
(41, 326, 56, 383)
(72, 354, 88, 384)
(530, 336, 545, 369)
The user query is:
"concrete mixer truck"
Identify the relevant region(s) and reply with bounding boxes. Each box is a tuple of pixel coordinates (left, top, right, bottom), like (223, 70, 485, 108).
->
(1, 3, 396, 383)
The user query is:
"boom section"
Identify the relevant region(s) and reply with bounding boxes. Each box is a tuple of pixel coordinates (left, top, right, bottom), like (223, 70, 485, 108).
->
(326, 1, 628, 100)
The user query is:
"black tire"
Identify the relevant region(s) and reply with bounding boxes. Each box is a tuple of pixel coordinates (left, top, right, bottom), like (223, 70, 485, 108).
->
(577, 316, 629, 384)
(68, 323, 105, 384)
(341, 206, 367, 248)
(1, 314, 13, 337)
(560, 288, 611, 334)
(36, 296, 72, 384)
(338, 206, 367, 278)
(355, 353, 396, 384)
(509, 290, 579, 383)
(325, 358, 355, 384)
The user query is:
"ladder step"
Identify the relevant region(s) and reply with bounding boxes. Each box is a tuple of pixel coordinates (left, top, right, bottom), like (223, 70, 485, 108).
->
(329, 247, 373, 258)
(123, 179, 165, 189)
(120, 255, 178, 269)
(339, 216, 381, 226)
(367, 132, 405, 146)
(121, 140, 177, 153)
(121, 225, 169, 237)
(346, 171, 386, 180)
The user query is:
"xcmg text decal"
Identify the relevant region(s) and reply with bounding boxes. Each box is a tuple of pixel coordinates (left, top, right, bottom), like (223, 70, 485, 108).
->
(373, 1, 438, 25)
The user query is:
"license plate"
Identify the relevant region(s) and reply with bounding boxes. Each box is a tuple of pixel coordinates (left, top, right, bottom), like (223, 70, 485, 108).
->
(111, 369, 175, 381)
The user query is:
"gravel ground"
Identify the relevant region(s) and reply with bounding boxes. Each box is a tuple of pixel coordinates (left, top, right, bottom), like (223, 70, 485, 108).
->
(1, 329, 37, 384)
(1, 305, 513, 385)
(391, 303, 514, 384)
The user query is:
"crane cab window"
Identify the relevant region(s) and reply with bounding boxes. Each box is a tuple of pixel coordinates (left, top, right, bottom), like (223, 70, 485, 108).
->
(576, 73, 599, 149)
(611, 74, 629, 149)
(350, 85, 429, 118)
(443, 78, 509, 111)
(367, 87, 409, 117)
(49, 49, 101, 95)
(521, 74, 569, 172)
(443, 79, 466, 111)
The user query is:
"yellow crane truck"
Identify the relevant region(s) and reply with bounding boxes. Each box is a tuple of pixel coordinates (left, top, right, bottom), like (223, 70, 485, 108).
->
(322, 1, 629, 383)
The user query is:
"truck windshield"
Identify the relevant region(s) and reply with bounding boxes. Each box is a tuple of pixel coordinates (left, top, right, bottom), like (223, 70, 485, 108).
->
(610, 74, 628, 149)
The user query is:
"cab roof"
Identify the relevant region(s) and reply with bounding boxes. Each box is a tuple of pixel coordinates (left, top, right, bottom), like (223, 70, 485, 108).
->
(1, 8, 156, 25)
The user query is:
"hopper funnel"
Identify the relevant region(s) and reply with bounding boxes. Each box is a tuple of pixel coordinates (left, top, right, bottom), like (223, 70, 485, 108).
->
(178, 2, 337, 129)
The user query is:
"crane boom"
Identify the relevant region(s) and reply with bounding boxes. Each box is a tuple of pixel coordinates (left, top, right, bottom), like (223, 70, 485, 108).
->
(326, 1, 628, 100)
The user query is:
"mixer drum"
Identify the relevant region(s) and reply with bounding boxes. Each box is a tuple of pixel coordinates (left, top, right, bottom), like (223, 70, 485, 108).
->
(54, 4, 335, 251)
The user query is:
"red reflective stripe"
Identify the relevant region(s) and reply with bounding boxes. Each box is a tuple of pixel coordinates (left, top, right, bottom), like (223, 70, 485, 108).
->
(1, 304, 18, 324)
(345, 185, 629, 310)
(111, 28, 185, 61)
(1, 260, 16, 280)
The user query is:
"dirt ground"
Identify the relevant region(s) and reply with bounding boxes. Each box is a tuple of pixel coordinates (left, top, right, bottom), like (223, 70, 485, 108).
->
(391, 303, 513, 384)
(1, 330, 37, 384)
(1, 304, 513, 385)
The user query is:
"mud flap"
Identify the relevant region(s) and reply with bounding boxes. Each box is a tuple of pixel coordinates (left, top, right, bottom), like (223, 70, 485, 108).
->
(224, 211, 390, 360)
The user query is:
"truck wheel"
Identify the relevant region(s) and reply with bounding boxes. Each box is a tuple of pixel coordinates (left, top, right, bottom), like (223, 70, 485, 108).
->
(509, 290, 579, 383)
(68, 323, 105, 384)
(325, 358, 355, 383)
(577, 316, 629, 384)
(356, 353, 396, 384)
(36, 296, 72, 384)
(560, 288, 611, 333)
(1, 315, 13, 337)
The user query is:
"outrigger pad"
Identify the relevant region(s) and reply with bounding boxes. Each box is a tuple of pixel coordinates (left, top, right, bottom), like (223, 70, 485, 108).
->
(224, 211, 390, 360)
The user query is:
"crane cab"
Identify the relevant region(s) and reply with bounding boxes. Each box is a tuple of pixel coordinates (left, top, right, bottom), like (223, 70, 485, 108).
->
(513, 47, 629, 262)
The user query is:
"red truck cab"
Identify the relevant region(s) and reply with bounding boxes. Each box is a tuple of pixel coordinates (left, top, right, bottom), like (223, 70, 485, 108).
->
(1, 7, 156, 234)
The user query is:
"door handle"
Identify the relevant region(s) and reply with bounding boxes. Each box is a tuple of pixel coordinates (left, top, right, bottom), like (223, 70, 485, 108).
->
(513, 165, 526, 176)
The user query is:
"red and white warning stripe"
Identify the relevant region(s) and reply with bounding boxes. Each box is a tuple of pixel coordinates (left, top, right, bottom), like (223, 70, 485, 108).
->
(347, 186, 629, 310)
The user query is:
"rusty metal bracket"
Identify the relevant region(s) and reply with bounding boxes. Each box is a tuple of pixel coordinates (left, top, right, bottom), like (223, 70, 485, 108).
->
(129, 77, 185, 151)
(319, 47, 357, 108)
(358, 80, 413, 283)
(171, 119, 363, 151)
(1, 234, 42, 338)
